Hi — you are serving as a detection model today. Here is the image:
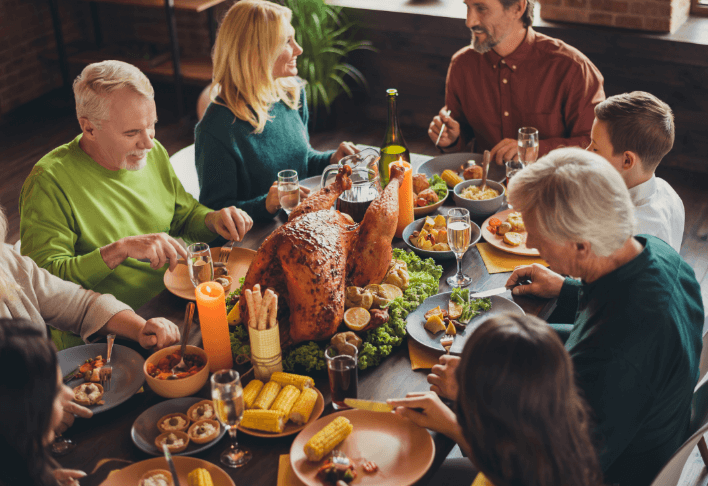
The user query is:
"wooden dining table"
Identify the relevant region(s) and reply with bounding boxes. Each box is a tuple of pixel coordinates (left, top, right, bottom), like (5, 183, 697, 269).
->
(58, 152, 554, 486)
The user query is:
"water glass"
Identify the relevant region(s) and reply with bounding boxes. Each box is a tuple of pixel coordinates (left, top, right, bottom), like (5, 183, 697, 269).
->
(505, 160, 526, 209)
(325, 343, 358, 410)
(211, 370, 251, 468)
(446, 208, 473, 287)
(517, 127, 539, 165)
(278, 169, 300, 215)
(187, 242, 213, 288)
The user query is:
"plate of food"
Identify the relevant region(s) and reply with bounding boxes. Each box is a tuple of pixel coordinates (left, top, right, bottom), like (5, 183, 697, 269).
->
(290, 410, 435, 486)
(131, 397, 228, 456)
(402, 215, 481, 261)
(481, 208, 540, 256)
(58, 343, 145, 414)
(406, 290, 525, 354)
(164, 246, 256, 301)
(99, 456, 235, 486)
(416, 153, 506, 186)
(412, 173, 448, 217)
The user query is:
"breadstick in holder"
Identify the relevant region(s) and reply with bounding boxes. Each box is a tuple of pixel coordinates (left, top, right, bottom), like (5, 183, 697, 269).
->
(253, 284, 262, 316)
(247, 287, 282, 381)
(258, 289, 274, 331)
(244, 289, 256, 329)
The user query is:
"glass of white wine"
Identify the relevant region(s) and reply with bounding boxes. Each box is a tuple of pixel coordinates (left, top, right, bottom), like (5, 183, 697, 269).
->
(517, 127, 539, 165)
(446, 208, 473, 287)
(211, 369, 251, 468)
(278, 169, 300, 215)
(187, 242, 214, 288)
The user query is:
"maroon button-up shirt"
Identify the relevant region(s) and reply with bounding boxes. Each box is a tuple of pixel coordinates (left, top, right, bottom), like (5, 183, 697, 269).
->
(445, 28, 605, 157)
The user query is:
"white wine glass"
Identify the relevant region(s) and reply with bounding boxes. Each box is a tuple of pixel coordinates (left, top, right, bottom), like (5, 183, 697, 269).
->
(211, 369, 251, 468)
(505, 160, 526, 210)
(278, 169, 300, 215)
(446, 208, 473, 287)
(187, 242, 214, 288)
(517, 127, 539, 165)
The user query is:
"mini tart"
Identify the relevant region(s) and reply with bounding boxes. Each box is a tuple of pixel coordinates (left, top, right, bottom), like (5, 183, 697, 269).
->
(187, 419, 220, 444)
(139, 469, 173, 486)
(157, 412, 190, 432)
(154, 431, 190, 453)
(73, 382, 104, 406)
(187, 400, 216, 422)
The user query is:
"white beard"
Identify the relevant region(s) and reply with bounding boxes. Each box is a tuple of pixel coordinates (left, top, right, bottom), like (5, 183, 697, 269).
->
(122, 150, 150, 171)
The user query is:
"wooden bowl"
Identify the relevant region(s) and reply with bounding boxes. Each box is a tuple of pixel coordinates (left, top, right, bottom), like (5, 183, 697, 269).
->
(144, 345, 209, 399)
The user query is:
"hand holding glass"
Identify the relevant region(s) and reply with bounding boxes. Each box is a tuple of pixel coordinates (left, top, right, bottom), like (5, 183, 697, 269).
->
(517, 127, 539, 165)
(187, 242, 213, 288)
(211, 370, 251, 467)
(446, 208, 473, 287)
(278, 170, 300, 215)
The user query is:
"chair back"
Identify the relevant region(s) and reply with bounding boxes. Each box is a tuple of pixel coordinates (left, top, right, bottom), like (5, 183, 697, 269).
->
(691, 372, 708, 435)
(169, 144, 200, 200)
(650, 420, 708, 486)
(699, 331, 708, 382)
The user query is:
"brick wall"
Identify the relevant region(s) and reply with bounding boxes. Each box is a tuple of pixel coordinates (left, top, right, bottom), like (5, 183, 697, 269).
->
(538, 0, 691, 33)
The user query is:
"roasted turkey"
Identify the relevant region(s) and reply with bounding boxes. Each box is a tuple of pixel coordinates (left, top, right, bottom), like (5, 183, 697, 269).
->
(240, 164, 405, 345)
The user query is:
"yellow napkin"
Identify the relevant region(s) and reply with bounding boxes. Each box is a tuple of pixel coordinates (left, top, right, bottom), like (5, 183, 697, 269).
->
(408, 338, 442, 370)
(472, 472, 495, 486)
(278, 454, 307, 486)
(476, 242, 548, 274)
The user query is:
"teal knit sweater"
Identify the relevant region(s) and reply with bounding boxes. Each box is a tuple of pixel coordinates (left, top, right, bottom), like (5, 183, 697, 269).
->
(195, 89, 334, 222)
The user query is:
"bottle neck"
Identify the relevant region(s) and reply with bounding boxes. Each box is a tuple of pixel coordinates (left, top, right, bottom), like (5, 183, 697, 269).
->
(384, 95, 403, 146)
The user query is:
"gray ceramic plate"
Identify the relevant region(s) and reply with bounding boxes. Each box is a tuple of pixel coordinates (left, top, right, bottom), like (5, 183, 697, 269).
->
(299, 175, 322, 192)
(416, 153, 506, 184)
(406, 292, 525, 354)
(402, 217, 481, 261)
(58, 343, 145, 414)
(131, 397, 227, 456)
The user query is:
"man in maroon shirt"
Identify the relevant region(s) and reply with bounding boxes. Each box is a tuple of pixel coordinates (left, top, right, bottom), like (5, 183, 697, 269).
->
(429, 0, 605, 164)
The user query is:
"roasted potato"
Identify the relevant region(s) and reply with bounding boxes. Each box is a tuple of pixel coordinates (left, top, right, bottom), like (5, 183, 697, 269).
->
(345, 286, 374, 310)
(364, 284, 391, 308)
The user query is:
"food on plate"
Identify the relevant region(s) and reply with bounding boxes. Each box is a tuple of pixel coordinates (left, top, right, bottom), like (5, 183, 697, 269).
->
(503, 232, 524, 247)
(330, 332, 362, 356)
(242, 379, 264, 409)
(154, 431, 189, 453)
(214, 276, 232, 292)
(497, 222, 512, 236)
(448, 299, 463, 320)
(412, 173, 430, 194)
(409, 215, 451, 252)
(424, 313, 446, 334)
(304, 416, 354, 461)
(252, 380, 281, 410)
(362, 460, 379, 473)
(79, 355, 105, 383)
(344, 286, 373, 310)
(289, 387, 319, 425)
(413, 174, 447, 208)
(450, 288, 492, 323)
(416, 188, 439, 207)
(343, 307, 371, 332)
(271, 385, 301, 416)
(73, 382, 104, 406)
(363, 284, 391, 308)
(187, 468, 214, 486)
(270, 372, 315, 391)
(486, 217, 503, 234)
(369, 308, 390, 327)
(317, 450, 357, 484)
(424, 306, 445, 320)
(187, 400, 216, 422)
(146, 351, 206, 380)
(463, 164, 484, 180)
(506, 212, 525, 232)
(214, 266, 229, 278)
(446, 321, 457, 336)
(460, 185, 500, 201)
(240, 409, 286, 433)
(226, 301, 241, 326)
(380, 283, 403, 301)
(441, 169, 463, 187)
(187, 419, 220, 444)
(157, 413, 190, 432)
(139, 469, 173, 486)
(382, 259, 409, 290)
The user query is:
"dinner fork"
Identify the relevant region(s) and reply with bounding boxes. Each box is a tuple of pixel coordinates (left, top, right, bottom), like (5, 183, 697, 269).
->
(440, 333, 454, 355)
(101, 334, 115, 392)
(219, 240, 236, 264)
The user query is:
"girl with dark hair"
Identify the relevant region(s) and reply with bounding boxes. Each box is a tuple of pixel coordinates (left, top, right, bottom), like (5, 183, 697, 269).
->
(0, 319, 86, 486)
(389, 313, 603, 486)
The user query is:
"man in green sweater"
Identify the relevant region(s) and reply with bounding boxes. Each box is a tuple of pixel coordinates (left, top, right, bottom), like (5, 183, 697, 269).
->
(20, 61, 253, 322)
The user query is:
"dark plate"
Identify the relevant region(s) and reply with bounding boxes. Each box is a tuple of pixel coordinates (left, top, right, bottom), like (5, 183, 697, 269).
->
(57, 343, 145, 414)
(131, 397, 227, 456)
(416, 153, 506, 184)
(406, 292, 525, 354)
(402, 216, 481, 261)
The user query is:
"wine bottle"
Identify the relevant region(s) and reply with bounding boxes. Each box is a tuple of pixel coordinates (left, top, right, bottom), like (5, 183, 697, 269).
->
(379, 89, 410, 188)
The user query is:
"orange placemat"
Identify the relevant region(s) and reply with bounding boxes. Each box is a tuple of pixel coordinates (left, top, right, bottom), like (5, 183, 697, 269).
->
(476, 242, 548, 274)
(408, 337, 441, 370)
(278, 454, 306, 486)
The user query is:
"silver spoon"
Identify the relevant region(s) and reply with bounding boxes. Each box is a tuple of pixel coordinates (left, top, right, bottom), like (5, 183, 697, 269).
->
(480, 150, 491, 192)
(172, 302, 195, 374)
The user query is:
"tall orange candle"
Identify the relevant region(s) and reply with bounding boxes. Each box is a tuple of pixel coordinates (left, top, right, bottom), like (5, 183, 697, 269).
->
(390, 160, 413, 238)
(195, 282, 234, 372)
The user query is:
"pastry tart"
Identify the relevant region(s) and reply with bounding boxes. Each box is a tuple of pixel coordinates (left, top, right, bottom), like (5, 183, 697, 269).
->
(154, 431, 189, 453)
(139, 469, 173, 486)
(73, 382, 104, 406)
(187, 400, 216, 422)
(187, 419, 220, 444)
(157, 412, 190, 432)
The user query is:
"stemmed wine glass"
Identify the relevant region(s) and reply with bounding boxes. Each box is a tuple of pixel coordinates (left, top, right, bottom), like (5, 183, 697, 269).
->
(446, 208, 473, 287)
(211, 370, 251, 468)
(187, 242, 214, 288)
(277, 169, 300, 215)
(517, 127, 539, 165)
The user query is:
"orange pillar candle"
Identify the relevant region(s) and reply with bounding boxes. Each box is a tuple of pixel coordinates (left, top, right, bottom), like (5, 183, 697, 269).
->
(195, 282, 234, 372)
(390, 160, 414, 238)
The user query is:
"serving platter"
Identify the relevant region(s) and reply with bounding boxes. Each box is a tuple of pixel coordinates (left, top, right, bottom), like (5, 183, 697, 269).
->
(406, 292, 525, 355)
(99, 456, 235, 486)
(238, 387, 325, 438)
(402, 217, 481, 261)
(416, 153, 506, 184)
(480, 208, 540, 256)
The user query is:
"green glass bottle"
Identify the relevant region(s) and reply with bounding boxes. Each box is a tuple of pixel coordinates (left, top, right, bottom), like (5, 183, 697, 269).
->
(379, 88, 410, 188)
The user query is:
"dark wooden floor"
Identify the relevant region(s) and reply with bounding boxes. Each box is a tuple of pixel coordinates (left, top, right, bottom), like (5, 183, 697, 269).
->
(1, 87, 707, 484)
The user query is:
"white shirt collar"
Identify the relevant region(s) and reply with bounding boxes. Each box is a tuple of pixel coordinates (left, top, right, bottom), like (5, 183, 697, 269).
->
(628, 175, 657, 205)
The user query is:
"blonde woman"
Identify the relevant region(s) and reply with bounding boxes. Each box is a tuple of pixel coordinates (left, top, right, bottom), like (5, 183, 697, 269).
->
(195, 0, 358, 221)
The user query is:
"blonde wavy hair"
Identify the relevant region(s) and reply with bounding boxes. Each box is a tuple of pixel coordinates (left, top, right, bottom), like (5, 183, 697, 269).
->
(73, 60, 154, 128)
(211, 0, 302, 133)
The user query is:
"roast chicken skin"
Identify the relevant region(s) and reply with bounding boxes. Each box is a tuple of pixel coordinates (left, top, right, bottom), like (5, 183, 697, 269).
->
(240, 164, 405, 345)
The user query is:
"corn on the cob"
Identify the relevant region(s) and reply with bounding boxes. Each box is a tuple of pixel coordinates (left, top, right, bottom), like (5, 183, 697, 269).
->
(441, 169, 463, 187)
(289, 388, 318, 425)
(242, 379, 264, 409)
(188, 468, 214, 486)
(240, 409, 286, 433)
(252, 381, 281, 410)
(271, 385, 301, 416)
(303, 416, 353, 461)
(270, 372, 314, 391)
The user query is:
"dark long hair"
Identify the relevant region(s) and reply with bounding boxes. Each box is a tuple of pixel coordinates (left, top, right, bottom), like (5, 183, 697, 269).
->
(455, 313, 603, 486)
(0, 319, 60, 486)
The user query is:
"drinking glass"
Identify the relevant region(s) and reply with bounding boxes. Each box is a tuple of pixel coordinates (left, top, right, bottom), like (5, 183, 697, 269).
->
(517, 127, 539, 165)
(278, 169, 300, 215)
(211, 370, 251, 468)
(187, 242, 213, 288)
(325, 343, 358, 410)
(446, 208, 473, 287)
(505, 160, 526, 210)
(51, 435, 75, 456)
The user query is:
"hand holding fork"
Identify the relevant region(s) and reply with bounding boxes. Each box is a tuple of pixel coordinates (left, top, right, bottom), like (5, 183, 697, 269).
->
(218, 240, 236, 265)
(100, 334, 115, 392)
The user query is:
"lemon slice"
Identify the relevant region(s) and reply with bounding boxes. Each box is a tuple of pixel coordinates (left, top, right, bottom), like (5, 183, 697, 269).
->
(227, 302, 241, 325)
(380, 283, 403, 301)
(343, 307, 371, 331)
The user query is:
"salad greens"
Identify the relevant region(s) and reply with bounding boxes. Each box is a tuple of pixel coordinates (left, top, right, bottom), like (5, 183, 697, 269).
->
(225, 277, 246, 314)
(450, 288, 492, 322)
(429, 174, 448, 201)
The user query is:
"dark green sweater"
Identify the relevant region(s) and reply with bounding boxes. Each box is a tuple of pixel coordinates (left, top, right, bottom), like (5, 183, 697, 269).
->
(194, 90, 334, 222)
(556, 235, 703, 486)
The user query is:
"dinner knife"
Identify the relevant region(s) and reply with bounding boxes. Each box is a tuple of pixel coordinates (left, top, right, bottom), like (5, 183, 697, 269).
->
(343, 398, 393, 413)
(162, 444, 182, 486)
(469, 286, 510, 298)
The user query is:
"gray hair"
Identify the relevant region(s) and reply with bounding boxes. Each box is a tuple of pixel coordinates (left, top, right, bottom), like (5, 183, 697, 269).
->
(507, 147, 635, 257)
(73, 60, 154, 128)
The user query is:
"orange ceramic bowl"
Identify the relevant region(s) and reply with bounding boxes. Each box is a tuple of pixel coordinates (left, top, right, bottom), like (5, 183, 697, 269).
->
(143, 345, 209, 399)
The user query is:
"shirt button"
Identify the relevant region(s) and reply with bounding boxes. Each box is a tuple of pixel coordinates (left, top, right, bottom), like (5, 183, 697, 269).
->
(493, 65, 497, 69)
(504, 111, 509, 117)
(501, 60, 506, 64)
(503, 78, 508, 84)
(512, 65, 517, 70)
